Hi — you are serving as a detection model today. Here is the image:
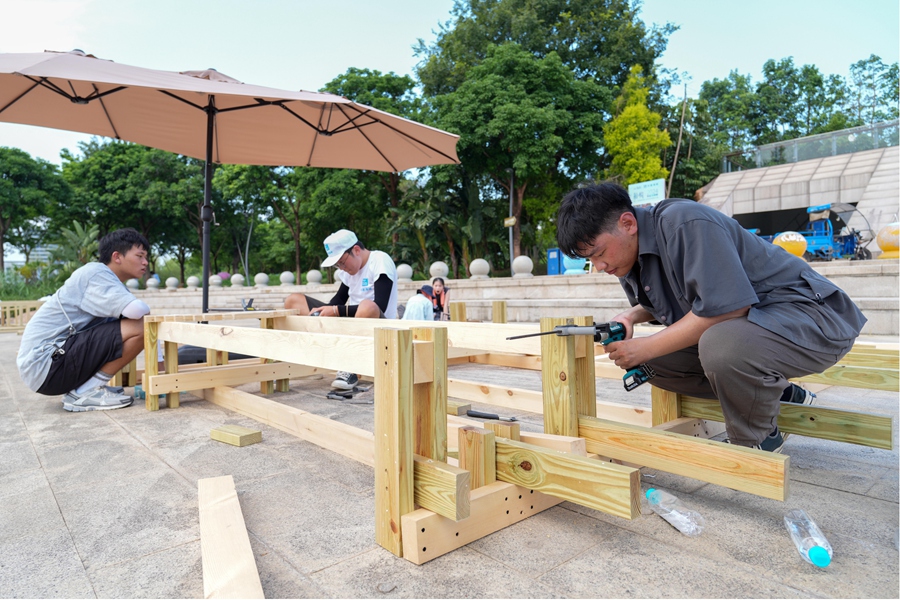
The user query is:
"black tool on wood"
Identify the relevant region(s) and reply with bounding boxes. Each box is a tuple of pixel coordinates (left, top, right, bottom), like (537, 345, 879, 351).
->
(466, 410, 518, 422)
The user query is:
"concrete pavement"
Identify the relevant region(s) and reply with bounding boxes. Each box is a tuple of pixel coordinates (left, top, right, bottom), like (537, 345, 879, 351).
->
(1, 331, 897, 598)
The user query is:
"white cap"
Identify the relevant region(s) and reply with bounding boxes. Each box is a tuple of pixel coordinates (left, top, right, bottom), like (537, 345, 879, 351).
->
(321, 229, 359, 268)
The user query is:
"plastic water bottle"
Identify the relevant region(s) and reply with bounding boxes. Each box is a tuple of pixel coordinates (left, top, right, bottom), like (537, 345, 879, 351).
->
(784, 509, 832, 568)
(645, 488, 705, 537)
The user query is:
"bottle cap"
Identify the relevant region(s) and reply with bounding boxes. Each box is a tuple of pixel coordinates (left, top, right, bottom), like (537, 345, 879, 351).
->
(808, 545, 831, 568)
(645, 488, 657, 501)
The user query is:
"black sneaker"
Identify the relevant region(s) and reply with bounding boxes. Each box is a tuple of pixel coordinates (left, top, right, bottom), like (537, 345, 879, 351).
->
(332, 371, 359, 390)
(784, 383, 816, 405)
(754, 427, 785, 453)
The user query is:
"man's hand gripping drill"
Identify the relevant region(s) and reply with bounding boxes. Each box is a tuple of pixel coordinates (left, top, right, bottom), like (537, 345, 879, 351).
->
(507, 321, 655, 391)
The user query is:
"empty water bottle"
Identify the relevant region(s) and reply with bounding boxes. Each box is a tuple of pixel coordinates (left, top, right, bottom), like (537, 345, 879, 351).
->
(645, 488, 705, 537)
(784, 509, 832, 568)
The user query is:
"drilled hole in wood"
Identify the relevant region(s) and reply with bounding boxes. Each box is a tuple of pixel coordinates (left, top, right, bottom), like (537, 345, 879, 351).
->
(518, 494, 522, 499)
(422, 547, 427, 552)
(506, 510, 509, 514)
(455, 532, 459, 537)
(421, 528, 425, 532)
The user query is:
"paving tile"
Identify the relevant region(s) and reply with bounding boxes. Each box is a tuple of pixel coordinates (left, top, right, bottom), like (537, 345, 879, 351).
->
(0, 484, 66, 542)
(0, 528, 95, 599)
(87, 540, 202, 599)
(0, 438, 42, 476)
(250, 534, 329, 599)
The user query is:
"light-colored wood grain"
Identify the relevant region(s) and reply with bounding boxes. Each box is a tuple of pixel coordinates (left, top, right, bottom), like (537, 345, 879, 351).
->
(651, 386, 681, 426)
(458, 426, 496, 489)
(449, 302, 467, 323)
(412, 327, 447, 462)
(400, 481, 564, 565)
(374, 328, 414, 557)
(210, 425, 262, 447)
(680, 396, 895, 450)
(145, 309, 299, 323)
(148, 363, 322, 394)
(446, 400, 471, 416)
(573, 316, 597, 418)
(495, 438, 640, 520)
(143, 321, 160, 411)
(259, 318, 275, 395)
(413, 456, 470, 521)
(485, 421, 520, 440)
(198, 475, 264, 599)
(794, 365, 898, 392)
(578, 416, 789, 501)
(492, 301, 507, 324)
(540, 317, 579, 437)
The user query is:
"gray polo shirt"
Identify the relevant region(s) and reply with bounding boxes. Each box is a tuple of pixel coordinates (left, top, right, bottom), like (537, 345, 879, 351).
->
(620, 199, 866, 353)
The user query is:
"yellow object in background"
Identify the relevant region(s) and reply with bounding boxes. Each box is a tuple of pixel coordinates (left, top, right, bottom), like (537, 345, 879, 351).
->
(876, 222, 899, 259)
(773, 231, 808, 257)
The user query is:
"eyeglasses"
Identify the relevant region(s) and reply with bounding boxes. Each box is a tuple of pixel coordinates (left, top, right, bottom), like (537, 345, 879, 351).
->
(335, 250, 352, 270)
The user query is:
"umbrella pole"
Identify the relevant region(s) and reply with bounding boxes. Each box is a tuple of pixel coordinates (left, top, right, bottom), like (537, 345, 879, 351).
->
(201, 99, 216, 314)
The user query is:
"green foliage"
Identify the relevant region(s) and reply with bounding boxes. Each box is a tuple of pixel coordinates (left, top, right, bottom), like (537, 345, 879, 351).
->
(0, 269, 58, 301)
(50, 221, 99, 282)
(604, 66, 671, 185)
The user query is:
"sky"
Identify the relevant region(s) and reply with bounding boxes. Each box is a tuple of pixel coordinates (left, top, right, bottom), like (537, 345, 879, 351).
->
(1, 0, 897, 165)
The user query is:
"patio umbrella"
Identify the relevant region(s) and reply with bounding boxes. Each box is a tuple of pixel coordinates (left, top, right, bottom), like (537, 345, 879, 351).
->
(0, 50, 460, 311)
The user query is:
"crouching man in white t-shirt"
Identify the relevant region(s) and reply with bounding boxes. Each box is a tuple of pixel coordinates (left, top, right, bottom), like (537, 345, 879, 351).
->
(284, 229, 398, 390)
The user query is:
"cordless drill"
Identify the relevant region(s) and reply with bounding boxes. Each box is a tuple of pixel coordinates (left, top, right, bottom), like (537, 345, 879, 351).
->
(507, 321, 655, 391)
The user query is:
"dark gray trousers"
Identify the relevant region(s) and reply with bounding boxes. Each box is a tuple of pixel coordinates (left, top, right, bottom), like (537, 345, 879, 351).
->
(646, 317, 849, 446)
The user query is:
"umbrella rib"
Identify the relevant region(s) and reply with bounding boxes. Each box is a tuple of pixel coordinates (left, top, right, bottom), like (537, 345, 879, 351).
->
(0, 79, 41, 115)
(22, 76, 126, 103)
(93, 84, 121, 140)
(159, 90, 207, 112)
(335, 104, 397, 171)
(342, 104, 458, 164)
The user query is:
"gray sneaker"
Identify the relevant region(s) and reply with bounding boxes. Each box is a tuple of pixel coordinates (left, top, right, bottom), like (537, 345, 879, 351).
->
(102, 384, 125, 394)
(331, 371, 359, 390)
(63, 387, 134, 412)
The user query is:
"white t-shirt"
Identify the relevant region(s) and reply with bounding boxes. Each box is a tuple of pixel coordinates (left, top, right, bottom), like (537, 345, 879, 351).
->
(336, 249, 398, 319)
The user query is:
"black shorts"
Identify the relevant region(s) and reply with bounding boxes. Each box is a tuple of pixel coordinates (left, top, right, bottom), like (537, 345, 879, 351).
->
(37, 320, 124, 396)
(305, 296, 386, 318)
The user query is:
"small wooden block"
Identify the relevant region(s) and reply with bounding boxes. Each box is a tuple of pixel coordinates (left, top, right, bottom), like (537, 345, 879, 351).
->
(211, 425, 262, 447)
(447, 400, 471, 416)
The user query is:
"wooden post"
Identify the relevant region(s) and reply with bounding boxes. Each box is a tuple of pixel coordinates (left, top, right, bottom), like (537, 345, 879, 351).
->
(651, 386, 681, 426)
(572, 315, 597, 418)
(458, 426, 496, 489)
(449, 302, 467, 323)
(492, 301, 507, 324)
(411, 327, 447, 462)
(485, 421, 520, 441)
(540, 317, 579, 436)
(143, 321, 160, 411)
(164, 341, 180, 408)
(259, 318, 275, 395)
(374, 328, 414, 558)
(206, 348, 219, 367)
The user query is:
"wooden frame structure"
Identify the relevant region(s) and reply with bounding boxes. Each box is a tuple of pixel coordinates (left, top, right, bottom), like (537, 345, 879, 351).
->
(138, 310, 896, 564)
(0, 300, 44, 333)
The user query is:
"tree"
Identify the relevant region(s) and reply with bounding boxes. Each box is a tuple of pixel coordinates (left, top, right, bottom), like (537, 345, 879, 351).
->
(604, 66, 671, 186)
(435, 42, 608, 258)
(0, 147, 69, 271)
(49, 221, 99, 282)
(698, 70, 757, 150)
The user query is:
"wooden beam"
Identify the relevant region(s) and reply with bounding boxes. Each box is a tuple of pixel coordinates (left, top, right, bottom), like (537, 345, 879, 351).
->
(485, 421, 520, 440)
(401, 481, 564, 565)
(573, 315, 597, 418)
(449, 302, 467, 323)
(148, 362, 322, 395)
(492, 301, 507, 324)
(794, 365, 898, 392)
(578, 416, 789, 501)
(413, 456, 470, 521)
(259, 318, 275, 395)
(198, 475, 264, 599)
(145, 309, 299, 323)
(466, 353, 542, 371)
(458, 426, 496, 489)
(210, 425, 262, 447)
(651, 386, 681, 426)
(653, 417, 727, 439)
(156, 321, 434, 383)
(680, 396, 895, 450)
(374, 328, 414, 557)
(143, 321, 160, 411)
(541, 317, 579, 437)
(494, 438, 640, 520)
(446, 400, 471, 416)
(412, 327, 447, 462)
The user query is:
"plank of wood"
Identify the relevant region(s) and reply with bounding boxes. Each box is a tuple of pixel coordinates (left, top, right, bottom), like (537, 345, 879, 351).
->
(518, 431, 586, 455)
(495, 438, 640, 520)
(458, 427, 496, 489)
(492, 301, 507, 324)
(653, 417, 727, 438)
(145, 309, 299, 323)
(466, 353, 542, 370)
(413, 456, 470, 521)
(651, 386, 681, 426)
(449, 302, 467, 323)
(578, 416, 789, 501)
(374, 328, 414, 557)
(143, 321, 160, 411)
(210, 425, 262, 447)
(541, 317, 580, 437)
(573, 316, 597, 418)
(680, 396, 895, 450)
(400, 481, 564, 565)
(446, 400, 471, 416)
(198, 475, 264, 599)
(412, 327, 448, 462)
(485, 421, 520, 440)
(148, 362, 321, 394)
(156, 321, 434, 383)
(837, 352, 900, 369)
(794, 365, 899, 392)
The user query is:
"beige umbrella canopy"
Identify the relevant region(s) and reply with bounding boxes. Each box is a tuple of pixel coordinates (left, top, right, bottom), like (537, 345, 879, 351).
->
(0, 50, 460, 310)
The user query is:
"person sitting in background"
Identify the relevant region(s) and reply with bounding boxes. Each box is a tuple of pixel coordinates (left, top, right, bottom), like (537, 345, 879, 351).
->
(17, 228, 156, 412)
(401, 285, 435, 321)
(284, 229, 398, 390)
(431, 277, 450, 321)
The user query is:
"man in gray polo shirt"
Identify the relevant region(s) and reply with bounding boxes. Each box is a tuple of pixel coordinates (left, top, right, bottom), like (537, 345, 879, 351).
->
(556, 183, 866, 452)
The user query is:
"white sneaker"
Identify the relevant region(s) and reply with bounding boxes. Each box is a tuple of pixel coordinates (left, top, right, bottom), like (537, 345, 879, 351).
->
(63, 387, 134, 412)
(331, 371, 359, 390)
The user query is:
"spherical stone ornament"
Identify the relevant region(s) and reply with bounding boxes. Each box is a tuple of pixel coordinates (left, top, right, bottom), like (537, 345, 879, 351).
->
(468, 258, 490, 279)
(230, 273, 245, 287)
(145, 278, 160, 291)
(186, 276, 200, 290)
(126, 278, 140, 290)
(429, 261, 449, 279)
(165, 277, 179, 291)
(306, 270, 323, 284)
(254, 273, 269, 287)
(512, 255, 534, 278)
(396, 264, 413, 282)
(280, 271, 296, 286)
(876, 222, 899, 259)
(209, 275, 223, 287)
(773, 231, 808, 257)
